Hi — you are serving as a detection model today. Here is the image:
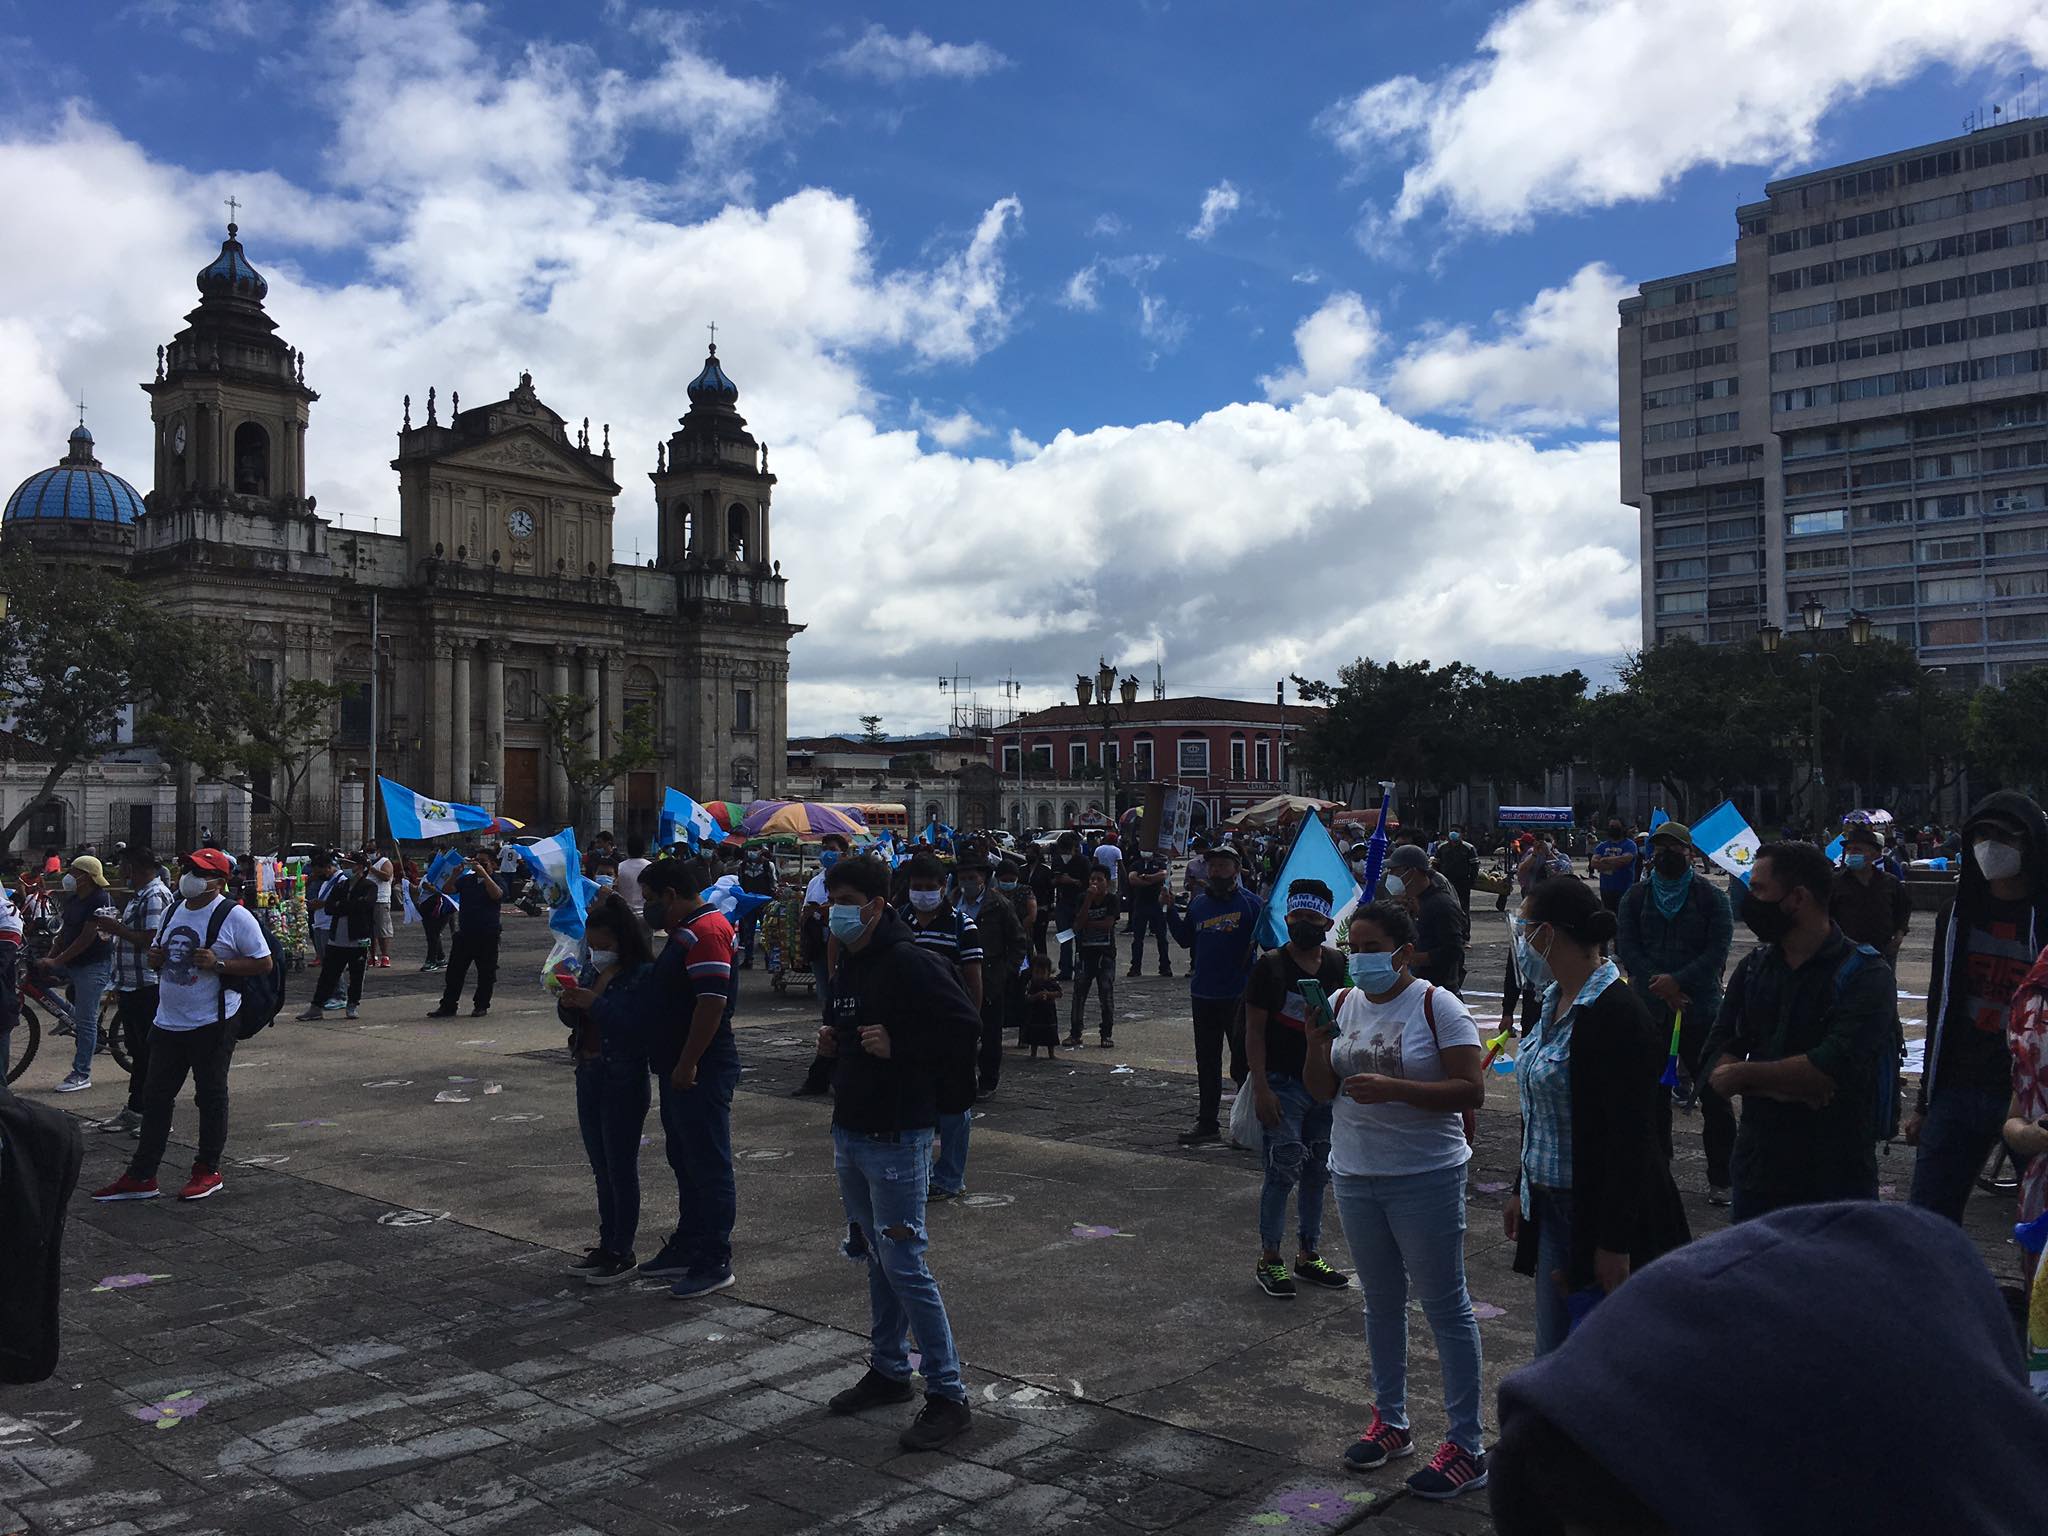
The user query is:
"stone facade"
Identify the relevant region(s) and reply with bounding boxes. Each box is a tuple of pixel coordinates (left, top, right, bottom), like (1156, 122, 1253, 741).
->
(12, 222, 799, 851)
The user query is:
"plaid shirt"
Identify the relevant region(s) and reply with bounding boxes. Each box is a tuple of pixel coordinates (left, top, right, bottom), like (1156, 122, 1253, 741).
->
(113, 876, 173, 992)
(1517, 958, 1620, 1217)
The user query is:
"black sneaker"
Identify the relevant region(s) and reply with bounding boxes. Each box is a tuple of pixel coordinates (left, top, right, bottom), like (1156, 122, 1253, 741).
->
(929, 1186, 964, 1202)
(790, 1082, 829, 1098)
(1178, 1125, 1221, 1146)
(637, 1240, 693, 1280)
(1342, 1409, 1414, 1472)
(1256, 1260, 1296, 1299)
(1062, 1035, 1083, 1049)
(566, 1247, 609, 1275)
(829, 1368, 916, 1416)
(898, 1394, 972, 1453)
(1294, 1254, 1352, 1290)
(584, 1254, 639, 1286)
(470, 1005, 489, 1017)
(1126, 967, 1142, 978)
(426, 1007, 456, 1019)
(1406, 1441, 1488, 1500)
(1706, 1184, 1731, 1208)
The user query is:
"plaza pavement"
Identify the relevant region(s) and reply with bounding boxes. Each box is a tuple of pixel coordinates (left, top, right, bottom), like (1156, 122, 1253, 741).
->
(0, 897, 2012, 1535)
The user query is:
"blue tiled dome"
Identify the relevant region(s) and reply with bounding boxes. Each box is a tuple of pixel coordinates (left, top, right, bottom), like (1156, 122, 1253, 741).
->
(686, 344, 738, 406)
(4, 426, 147, 526)
(196, 222, 268, 302)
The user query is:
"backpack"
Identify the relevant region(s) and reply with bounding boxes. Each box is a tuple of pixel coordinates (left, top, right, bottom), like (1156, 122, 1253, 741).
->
(0, 1086, 84, 1383)
(157, 899, 286, 1040)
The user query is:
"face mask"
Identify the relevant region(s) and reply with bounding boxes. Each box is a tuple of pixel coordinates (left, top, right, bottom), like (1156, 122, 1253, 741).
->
(996, 879, 1018, 893)
(1514, 922, 1555, 992)
(1286, 921, 1325, 949)
(958, 880, 984, 902)
(1974, 839, 2024, 882)
(1348, 951, 1398, 992)
(1207, 876, 1235, 896)
(61, 874, 77, 894)
(818, 850, 840, 869)
(595, 875, 615, 888)
(179, 873, 211, 900)
(1654, 849, 1688, 879)
(829, 903, 870, 943)
(1844, 853, 1868, 871)
(1447, 831, 1460, 842)
(908, 888, 943, 913)
(1383, 874, 1407, 898)
(1350, 858, 1369, 876)
(587, 948, 619, 970)
(1740, 886, 1795, 944)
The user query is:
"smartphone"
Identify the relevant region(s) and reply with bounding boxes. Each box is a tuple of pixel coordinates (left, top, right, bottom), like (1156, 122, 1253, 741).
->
(1298, 979, 1335, 1033)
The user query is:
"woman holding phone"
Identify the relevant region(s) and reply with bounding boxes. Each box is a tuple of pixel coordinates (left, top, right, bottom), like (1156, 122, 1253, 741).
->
(1307, 899, 1489, 1502)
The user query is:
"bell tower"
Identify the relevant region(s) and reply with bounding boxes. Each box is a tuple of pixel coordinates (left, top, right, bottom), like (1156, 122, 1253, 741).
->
(649, 337, 774, 569)
(141, 212, 319, 523)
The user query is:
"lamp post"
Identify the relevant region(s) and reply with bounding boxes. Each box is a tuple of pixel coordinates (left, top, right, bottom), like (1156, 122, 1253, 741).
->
(1075, 658, 1141, 832)
(1760, 603, 1872, 833)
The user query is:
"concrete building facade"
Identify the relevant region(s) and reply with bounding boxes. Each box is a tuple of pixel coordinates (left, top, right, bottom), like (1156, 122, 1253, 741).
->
(1622, 121, 2048, 685)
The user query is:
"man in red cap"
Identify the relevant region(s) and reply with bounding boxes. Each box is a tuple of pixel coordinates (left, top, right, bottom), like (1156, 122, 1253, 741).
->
(90, 849, 273, 1204)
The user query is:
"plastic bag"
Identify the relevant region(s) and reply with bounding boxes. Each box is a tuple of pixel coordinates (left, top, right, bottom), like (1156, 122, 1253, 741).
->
(541, 933, 582, 992)
(1228, 1079, 1262, 1151)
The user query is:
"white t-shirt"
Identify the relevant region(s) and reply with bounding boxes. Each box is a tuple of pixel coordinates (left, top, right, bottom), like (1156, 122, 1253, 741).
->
(805, 871, 830, 907)
(498, 844, 522, 874)
(1094, 843, 1122, 875)
(1326, 979, 1481, 1178)
(370, 856, 395, 904)
(155, 896, 271, 1033)
(309, 873, 338, 932)
(615, 857, 651, 908)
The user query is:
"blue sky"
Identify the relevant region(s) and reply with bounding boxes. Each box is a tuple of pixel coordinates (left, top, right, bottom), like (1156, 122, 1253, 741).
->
(3, 1, 2043, 730)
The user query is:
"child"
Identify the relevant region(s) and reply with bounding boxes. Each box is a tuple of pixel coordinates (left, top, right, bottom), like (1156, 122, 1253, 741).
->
(1067, 865, 1120, 1048)
(1022, 952, 1062, 1059)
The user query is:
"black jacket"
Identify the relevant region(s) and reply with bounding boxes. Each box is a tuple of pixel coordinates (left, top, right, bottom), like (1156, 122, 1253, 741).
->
(1411, 874, 1469, 992)
(1514, 978, 1690, 1292)
(830, 911, 982, 1134)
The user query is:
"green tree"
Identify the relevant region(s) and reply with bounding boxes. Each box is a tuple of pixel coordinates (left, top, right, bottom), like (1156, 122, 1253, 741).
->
(149, 674, 353, 850)
(1968, 668, 2048, 794)
(539, 695, 658, 836)
(859, 713, 885, 743)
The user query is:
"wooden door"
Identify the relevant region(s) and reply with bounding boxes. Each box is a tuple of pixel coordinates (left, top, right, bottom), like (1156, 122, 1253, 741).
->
(626, 771, 657, 844)
(504, 748, 541, 825)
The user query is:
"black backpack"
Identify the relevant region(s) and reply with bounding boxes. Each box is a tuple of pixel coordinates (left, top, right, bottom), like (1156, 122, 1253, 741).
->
(157, 899, 286, 1040)
(0, 1086, 84, 1383)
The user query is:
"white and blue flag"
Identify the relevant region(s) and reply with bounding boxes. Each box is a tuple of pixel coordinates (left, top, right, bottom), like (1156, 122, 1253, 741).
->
(379, 776, 498, 842)
(700, 874, 773, 926)
(424, 849, 466, 887)
(1691, 800, 1762, 886)
(661, 787, 733, 850)
(1256, 811, 1364, 950)
(514, 827, 597, 940)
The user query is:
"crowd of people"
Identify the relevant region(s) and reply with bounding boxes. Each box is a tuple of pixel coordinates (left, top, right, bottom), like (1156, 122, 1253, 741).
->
(10, 794, 2048, 1511)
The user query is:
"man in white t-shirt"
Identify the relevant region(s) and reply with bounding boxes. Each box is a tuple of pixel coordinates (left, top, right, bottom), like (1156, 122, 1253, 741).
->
(367, 841, 396, 968)
(91, 848, 274, 1204)
(614, 832, 652, 911)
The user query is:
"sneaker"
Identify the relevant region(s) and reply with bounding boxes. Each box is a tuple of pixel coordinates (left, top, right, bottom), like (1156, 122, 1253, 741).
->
(1177, 1125, 1221, 1146)
(470, 1005, 489, 1017)
(1406, 1441, 1488, 1500)
(97, 1107, 142, 1134)
(1294, 1254, 1352, 1290)
(928, 1186, 964, 1202)
(1126, 967, 1142, 978)
(828, 1368, 916, 1416)
(1098, 1036, 1113, 1049)
(1341, 1409, 1414, 1472)
(566, 1247, 610, 1275)
(91, 1173, 160, 1202)
(584, 1253, 639, 1286)
(323, 997, 346, 1010)
(898, 1394, 972, 1453)
(1255, 1260, 1296, 1299)
(294, 1008, 324, 1022)
(790, 1081, 829, 1098)
(669, 1267, 736, 1300)
(1706, 1184, 1732, 1208)
(1062, 1035, 1083, 1049)
(345, 1006, 359, 1020)
(55, 1070, 91, 1093)
(177, 1165, 225, 1201)
(1158, 968, 1174, 978)
(426, 962, 445, 972)
(427, 1007, 456, 1019)
(637, 1241, 694, 1280)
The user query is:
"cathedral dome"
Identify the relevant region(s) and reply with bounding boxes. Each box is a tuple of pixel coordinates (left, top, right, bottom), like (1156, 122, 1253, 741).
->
(4, 425, 148, 525)
(196, 222, 268, 302)
(686, 344, 738, 407)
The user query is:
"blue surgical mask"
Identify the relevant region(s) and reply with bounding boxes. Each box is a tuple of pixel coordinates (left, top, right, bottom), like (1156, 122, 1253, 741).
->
(1348, 951, 1398, 992)
(1844, 853, 1868, 870)
(828, 903, 869, 942)
(1514, 922, 1555, 992)
(819, 850, 841, 869)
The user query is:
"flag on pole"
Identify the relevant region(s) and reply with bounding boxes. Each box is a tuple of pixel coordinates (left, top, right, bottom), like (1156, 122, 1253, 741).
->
(661, 788, 734, 850)
(1691, 800, 1762, 885)
(1255, 811, 1363, 950)
(514, 827, 598, 941)
(1648, 807, 1670, 832)
(866, 830, 903, 866)
(424, 849, 466, 887)
(700, 874, 773, 925)
(1824, 834, 1846, 864)
(379, 777, 499, 841)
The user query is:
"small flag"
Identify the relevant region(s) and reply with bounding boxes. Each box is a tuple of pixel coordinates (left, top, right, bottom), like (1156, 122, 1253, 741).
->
(662, 788, 734, 850)
(700, 874, 773, 925)
(514, 828, 596, 941)
(424, 849, 465, 887)
(1690, 800, 1761, 886)
(1648, 807, 1670, 832)
(916, 821, 956, 847)
(401, 885, 422, 925)
(1825, 835, 1846, 864)
(1256, 811, 1363, 950)
(378, 777, 499, 841)
(1658, 1009, 1684, 1089)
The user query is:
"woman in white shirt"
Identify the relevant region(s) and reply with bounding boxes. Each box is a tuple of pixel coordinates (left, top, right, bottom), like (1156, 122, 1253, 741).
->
(1306, 899, 1490, 1503)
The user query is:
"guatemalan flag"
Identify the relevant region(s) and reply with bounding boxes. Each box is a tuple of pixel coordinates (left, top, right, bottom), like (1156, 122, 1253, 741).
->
(514, 827, 598, 941)
(380, 777, 499, 841)
(660, 787, 734, 850)
(1691, 799, 1762, 885)
(700, 874, 773, 926)
(1256, 811, 1364, 950)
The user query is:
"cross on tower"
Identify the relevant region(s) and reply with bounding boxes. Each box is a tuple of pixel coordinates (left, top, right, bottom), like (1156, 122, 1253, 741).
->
(707, 322, 717, 352)
(76, 391, 86, 429)
(224, 194, 240, 230)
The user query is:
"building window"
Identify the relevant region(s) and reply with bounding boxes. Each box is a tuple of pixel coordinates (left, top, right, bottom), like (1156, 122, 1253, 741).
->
(1002, 744, 1020, 774)
(1030, 741, 1053, 771)
(338, 680, 371, 745)
(232, 421, 270, 496)
(1102, 740, 1119, 773)
(734, 688, 754, 732)
(1036, 800, 1053, 828)
(1070, 741, 1088, 773)
(248, 657, 276, 698)
(1178, 738, 1209, 776)
(1132, 736, 1154, 780)
(1229, 738, 1247, 780)
(1255, 738, 1271, 781)
(1786, 509, 1846, 537)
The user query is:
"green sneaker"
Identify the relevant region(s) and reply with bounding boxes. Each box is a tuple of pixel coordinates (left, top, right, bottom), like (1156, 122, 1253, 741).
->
(1294, 1254, 1352, 1290)
(1256, 1259, 1296, 1299)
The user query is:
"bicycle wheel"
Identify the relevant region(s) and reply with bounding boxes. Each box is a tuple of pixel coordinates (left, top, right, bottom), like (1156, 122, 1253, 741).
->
(6, 1001, 41, 1085)
(102, 992, 132, 1075)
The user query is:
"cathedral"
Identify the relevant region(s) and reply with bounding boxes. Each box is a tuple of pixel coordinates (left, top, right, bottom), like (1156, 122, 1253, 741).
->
(2, 220, 800, 852)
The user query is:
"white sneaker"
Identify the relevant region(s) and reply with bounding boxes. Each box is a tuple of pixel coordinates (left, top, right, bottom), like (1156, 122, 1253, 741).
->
(55, 1071, 91, 1093)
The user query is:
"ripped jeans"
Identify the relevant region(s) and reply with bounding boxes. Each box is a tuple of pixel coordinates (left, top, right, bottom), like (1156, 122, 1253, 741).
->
(831, 1126, 966, 1402)
(1258, 1072, 1332, 1255)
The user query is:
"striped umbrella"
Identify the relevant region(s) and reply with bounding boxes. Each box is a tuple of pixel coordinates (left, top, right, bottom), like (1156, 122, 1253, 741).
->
(739, 800, 868, 841)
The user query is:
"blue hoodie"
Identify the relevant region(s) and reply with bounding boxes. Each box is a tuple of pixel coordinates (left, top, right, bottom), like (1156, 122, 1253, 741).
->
(1166, 885, 1265, 1000)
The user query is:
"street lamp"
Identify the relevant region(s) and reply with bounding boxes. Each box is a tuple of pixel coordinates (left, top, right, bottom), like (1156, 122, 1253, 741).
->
(1075, 658, 1140, 830)
(1760, 603, 1872, 832)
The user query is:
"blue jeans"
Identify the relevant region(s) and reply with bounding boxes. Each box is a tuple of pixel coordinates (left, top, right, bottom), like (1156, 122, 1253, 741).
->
(1259, 1073, 1331, 1255)
(933, 1109, 972, 1195)
(64, 957, 113, 1077)
(1526, 1185, 1572, 1358)
(1909, 1082, 2011, 1224)
(832, 1126, 965, 1402)
(1331, 1166, 1485, 1454)
(656, 1034, 739, 1275)
(575, 1053, 652, 1258)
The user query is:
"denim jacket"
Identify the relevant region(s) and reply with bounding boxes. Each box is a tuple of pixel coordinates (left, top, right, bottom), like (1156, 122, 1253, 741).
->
(558, 960, 655, 1062)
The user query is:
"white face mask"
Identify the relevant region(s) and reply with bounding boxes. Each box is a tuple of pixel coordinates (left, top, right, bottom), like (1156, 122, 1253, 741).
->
(1974, 839, 2024, 882)
(61, 874, 77, 894)
(178, 873, 211, 900)
(908, 888, 943, 913)
(586, 948, 619, 970)
(1383, 874, 1407, 897)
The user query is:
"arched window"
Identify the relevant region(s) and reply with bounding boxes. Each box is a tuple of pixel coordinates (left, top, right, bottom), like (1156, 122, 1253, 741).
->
(1189, 801, 1211, 835)
(674, 500, 694, 558)
(924, 801, 943, 826)
(1036, 800, 1052, 828)
(1061, 801, 1078, 825)
(233, 421, 270, 496)
(727, 502, 750, 561)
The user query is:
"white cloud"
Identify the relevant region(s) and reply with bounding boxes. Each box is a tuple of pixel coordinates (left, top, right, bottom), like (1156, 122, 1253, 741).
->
(827, 24, 1010, 83)
(1384, 261, 1630, 429)
(1, 6, 1637, 736)
(1187, 179, 1241, 241)
(1089, 213, 1125, 239)
(1323, 0, 2048, 231)
(1260, 292, 1381, 401)
(911, 404, 987, 449)
(1059, 263, 1103, 311)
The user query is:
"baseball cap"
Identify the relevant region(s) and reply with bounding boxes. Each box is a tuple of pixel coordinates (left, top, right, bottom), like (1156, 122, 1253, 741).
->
(184, 848, 234, 878)
(1842, 821, 1884, 850)
(1649, 823, 1694, 849)
(1388, 844, 1431, 872)
(68, 854, 110, 888)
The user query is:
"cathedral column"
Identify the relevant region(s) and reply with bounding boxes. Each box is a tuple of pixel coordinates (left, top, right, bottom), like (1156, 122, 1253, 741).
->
(581, 649, 602, 746)
(450, 639, 472, 803)
(483, 648, 505, 795)
(548, 646, 571, 820)
(603, 650, 626, 827)
(436, 640, 457, 793)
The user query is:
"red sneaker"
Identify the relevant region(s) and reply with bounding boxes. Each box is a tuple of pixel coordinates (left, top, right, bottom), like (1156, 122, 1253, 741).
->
(1406, 1440, 1489, 1500)
(177, 1164, 225, 1201)
(90, 1173, 160, 1202)
(1341, 1407, 1414, 1472)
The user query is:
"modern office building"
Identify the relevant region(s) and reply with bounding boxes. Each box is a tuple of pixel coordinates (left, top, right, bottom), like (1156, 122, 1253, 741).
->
(1621, 120, 2048, 684)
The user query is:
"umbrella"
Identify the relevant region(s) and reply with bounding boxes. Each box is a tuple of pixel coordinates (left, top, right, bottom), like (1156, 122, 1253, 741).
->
(701, 801, 749, 835)
(488, 815, 525, 836)
(740, 800, 867, 841)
